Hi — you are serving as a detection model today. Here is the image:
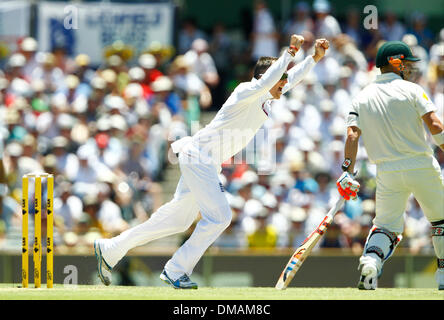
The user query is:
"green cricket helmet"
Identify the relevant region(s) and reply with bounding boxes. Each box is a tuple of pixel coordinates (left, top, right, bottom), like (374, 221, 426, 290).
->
(375, 41, 420, 68)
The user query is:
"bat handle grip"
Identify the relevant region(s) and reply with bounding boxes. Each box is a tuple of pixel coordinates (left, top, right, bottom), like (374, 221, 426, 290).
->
(327, 197, 346, 219)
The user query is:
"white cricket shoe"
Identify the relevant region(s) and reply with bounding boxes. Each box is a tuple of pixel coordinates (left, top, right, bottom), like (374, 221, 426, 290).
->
(358, 256, 378, 290)
(160, 269, 198, 289)
(94, 239, 112, 286)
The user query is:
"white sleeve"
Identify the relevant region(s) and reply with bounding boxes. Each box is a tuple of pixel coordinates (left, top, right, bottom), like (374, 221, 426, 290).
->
(237, 50, 294, 103)
(282, 55, 316, 94)
(414, 85, 437, 116)
(346, 100, 360, 128)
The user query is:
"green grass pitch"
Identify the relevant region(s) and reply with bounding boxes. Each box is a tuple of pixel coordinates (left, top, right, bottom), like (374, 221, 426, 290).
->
(0, 284, 442, 300)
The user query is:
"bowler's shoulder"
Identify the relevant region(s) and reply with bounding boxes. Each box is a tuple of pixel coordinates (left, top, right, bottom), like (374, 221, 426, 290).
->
(232, 81, 257, 93)
(224, 81, 251, 103)
(236, 81, 252, 89)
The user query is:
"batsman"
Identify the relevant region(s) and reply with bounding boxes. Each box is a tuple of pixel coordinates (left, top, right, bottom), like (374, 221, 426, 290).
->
(337, 41, 444, 290)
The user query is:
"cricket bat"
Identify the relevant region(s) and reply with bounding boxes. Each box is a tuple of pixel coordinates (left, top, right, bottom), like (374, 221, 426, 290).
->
(275, 197, 345, 290)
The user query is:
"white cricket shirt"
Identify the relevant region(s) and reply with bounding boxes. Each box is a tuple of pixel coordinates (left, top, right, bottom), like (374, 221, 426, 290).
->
(347, 72, 437, 168)
(172, 51, 316, 165)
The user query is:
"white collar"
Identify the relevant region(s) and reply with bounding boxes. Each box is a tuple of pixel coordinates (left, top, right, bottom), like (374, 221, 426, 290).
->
(375, 72, 402, 82)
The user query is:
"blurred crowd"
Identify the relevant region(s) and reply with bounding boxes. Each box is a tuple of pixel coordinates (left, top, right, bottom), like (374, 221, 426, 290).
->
(0, 0, 443, 255)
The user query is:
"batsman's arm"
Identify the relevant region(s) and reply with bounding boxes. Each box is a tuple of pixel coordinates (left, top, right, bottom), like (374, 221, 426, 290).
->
(414, 86, 443, 150)
(344, 126, 361, 173)
(422, 111, 444, 151)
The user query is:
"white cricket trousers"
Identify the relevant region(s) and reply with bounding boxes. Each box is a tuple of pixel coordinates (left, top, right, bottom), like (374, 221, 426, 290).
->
(373, 155, 444, 233)
(100, 141, 232, 280)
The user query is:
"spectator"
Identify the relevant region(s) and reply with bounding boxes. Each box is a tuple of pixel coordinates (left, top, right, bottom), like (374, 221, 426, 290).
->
(122, 82, 148, 125)
(0, 77, 8, 106)
(100, 69, 119, 96)
(184, 38, 219, 89)
(244, 199, 278, 248)
(92, 131, 120, 170)
(283, 2, 314, 42)
(209, 22, 232, 75)
(52, 136, 78, 179)
(73, 54, 95, 84)
(145, 41, 175, 74)
(87, 76, 107, 121)
(7, 141, 43, 181)
(286, 206, 307, 248)
(81, 194, 104, 234)
(379, 11, 406, 41)
(0, 194, 20, 232)
(52, 46, 74, 74)
(57, 74, 86, 105)
(332, 67, 354, 118)
(69, 145, 99, 197)
(343, 7, 363, 47)
(251, 0, 279, 61)
(402, 34, 429, 79)
(313, 171, 336, 210)
(178, 18, 207, 54)
(18, 37, 39, 80)
(120, 138, 149, 179)
(53, 181, 83, 232)
(331, 34, 368, 72)
(97, 182, 128, 236)
(20, 134, 41, 169)
(408, 12, 435, 49)
(427, 44, 444, 85)
(42, 154, 58, 177)
(6, 53, 27, 90)
(57, 113, 79, 153)
(209, 22, 232, 107)
(262, 192, 289, 247)
(169, 55, 212, 125)
(137, 53, 163, 100)
(429, 28, 444, 66)
(313, 0, 341, 40)
(149, 76, 183, 118)
(31, 52, 64, 94)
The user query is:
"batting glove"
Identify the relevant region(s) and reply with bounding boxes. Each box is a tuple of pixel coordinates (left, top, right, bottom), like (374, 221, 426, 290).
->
(336, 172, 360, 201)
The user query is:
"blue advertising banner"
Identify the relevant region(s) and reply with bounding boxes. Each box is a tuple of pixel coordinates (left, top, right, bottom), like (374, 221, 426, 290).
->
(37, 2, 174, 64)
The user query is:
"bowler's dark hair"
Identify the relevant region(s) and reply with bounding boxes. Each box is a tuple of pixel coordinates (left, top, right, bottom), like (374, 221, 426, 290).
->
(253, 56, 278, 79)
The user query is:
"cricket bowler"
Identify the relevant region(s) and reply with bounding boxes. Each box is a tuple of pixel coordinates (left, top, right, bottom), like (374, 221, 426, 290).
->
(94, 35, 330, 289)
(336, 41, 444, 290)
